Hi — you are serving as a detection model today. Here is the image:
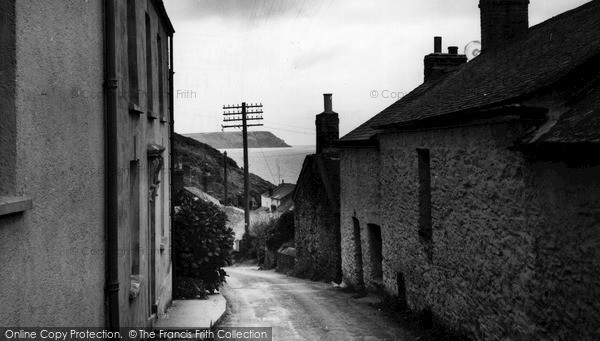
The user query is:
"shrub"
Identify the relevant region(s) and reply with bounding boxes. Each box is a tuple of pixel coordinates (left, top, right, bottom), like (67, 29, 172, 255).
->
(266, 211, 295, 249)
(173, 277, 206, 300)
(246, 217, 277, 263)
(243, 211, 295, 266)
(173, 190, 235, 293)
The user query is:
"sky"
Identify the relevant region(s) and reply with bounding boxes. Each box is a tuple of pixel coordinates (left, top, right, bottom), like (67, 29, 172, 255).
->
(163, 0, 591, 146)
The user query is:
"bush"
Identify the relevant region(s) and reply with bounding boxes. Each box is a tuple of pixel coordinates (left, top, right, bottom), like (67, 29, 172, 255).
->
(242, 211, 295, 266)
(173, 190, 235, 293)
(266, 211, 295, 249)
(245, 217, 277, 263)
(173, 277, 206, 300)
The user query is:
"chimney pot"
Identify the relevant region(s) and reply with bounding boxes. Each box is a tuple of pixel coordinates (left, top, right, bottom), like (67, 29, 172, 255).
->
(424, 44, 467, 82)
(434, 37, 442, 53)
(324, 93, 333, 113)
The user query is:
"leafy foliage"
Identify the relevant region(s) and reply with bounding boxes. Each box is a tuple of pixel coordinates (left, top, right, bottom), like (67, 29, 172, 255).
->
(240, 217, 276, 263)
(173, 277, 207, 300)
(266, 211, 295, 249)
(243, 211, 295, 264)
(173, 190, 235, 293)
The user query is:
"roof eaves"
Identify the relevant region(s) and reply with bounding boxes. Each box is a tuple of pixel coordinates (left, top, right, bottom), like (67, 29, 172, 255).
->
(150, 0, 175, 34)
(375, 102, 548, 132)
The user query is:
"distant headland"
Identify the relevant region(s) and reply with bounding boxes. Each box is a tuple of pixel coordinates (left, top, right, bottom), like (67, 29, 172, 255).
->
(184, 131, 291, 149)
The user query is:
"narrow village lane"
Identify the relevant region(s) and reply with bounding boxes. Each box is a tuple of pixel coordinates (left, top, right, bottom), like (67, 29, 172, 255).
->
(218, 266, 416, 341)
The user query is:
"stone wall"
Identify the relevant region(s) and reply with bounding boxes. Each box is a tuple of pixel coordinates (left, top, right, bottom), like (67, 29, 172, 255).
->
(339, 147, 382, 291)
(276, 247, 296, 274)
(294, 159, 341, 282)
(375, 121, 600, 340)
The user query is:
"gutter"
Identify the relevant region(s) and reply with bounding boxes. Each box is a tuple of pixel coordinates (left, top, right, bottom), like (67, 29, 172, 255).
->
(336, 138, 379, 149)
(104, 0, 120, 332)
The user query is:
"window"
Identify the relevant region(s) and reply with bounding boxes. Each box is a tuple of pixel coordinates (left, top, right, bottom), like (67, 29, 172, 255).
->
(352, 217, 364, 286)
(130, 160, 140, 275)
(160, 163, 165, 237)
(417, 149, 432, 241)
(127, 0, 139, 108)
(0, 0, 32, 216)
(397, 272, 407, 308)
(368, 224, 383, 281)
(145, 13, 154, 117)
(157, 34, 164, 121)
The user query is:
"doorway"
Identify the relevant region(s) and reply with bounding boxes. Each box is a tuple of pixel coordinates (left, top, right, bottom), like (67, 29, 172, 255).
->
(352, 217, 364, 288)
(368, 224, 383, 282)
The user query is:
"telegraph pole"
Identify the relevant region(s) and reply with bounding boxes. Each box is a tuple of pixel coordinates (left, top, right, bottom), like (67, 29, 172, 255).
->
(222, 102, 264, 250)
(223, 152, 228, 206)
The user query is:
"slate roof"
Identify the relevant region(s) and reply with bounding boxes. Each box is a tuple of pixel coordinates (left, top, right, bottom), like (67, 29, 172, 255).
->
(263, 183, 296, 201)
(295, 153, 341, 213)
(184, 187, 221, 206)
(339, 0, 600, 144)
(275, 200, 295, 213)
(536, 85, 600, 143)
(339, 79, 445, 144)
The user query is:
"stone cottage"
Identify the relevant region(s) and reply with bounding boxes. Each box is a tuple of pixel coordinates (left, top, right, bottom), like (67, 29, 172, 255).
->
(0, 0, 175, 330)
(294, 94, 342, 282)
(338, 1, 600, 339)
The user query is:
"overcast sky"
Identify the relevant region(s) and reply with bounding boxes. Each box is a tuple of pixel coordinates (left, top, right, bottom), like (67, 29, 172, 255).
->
(164, 0, 590, 146)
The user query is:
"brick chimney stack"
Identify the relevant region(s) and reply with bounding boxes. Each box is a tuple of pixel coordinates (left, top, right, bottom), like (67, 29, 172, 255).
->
(316, 94, 339, 154)
(424, 37, 467, 82)
(479, 0, 529, 52)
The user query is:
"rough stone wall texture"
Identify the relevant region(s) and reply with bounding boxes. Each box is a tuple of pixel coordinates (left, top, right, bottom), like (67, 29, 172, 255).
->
(294, 160, 341, 282)
(339, 148, 382, 291)
(376, 121, 600, 340)
(0, 0, 106, 326)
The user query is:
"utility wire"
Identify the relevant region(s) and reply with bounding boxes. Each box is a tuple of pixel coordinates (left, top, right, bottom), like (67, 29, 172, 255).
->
(265, 126, 316, 135)
(248, 129, 277, 184)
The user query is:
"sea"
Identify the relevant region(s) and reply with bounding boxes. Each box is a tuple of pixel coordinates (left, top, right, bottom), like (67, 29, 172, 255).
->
(219, 146, 315, 185)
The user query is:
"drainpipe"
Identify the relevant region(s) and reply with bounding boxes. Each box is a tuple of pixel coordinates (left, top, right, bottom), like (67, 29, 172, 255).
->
(104, 0, 120, 332)
(169, 35, 175, 281)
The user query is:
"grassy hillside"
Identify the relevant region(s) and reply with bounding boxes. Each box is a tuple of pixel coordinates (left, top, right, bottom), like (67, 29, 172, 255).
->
(184, 131, 291, 149)
(174, 133, 275, 206)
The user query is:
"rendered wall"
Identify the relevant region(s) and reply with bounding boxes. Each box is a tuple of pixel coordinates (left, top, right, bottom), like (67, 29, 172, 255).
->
(377, 121, 600, 340)
(115, 0, 173, 327)
(0, 0, 105, 326)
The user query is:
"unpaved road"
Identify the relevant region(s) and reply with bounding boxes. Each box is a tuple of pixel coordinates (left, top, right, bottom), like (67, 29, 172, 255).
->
(218, 266, 416, 341)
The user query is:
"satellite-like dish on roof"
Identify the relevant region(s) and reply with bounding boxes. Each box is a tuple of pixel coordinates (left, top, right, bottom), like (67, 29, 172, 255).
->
(465, 41, 482, 61)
